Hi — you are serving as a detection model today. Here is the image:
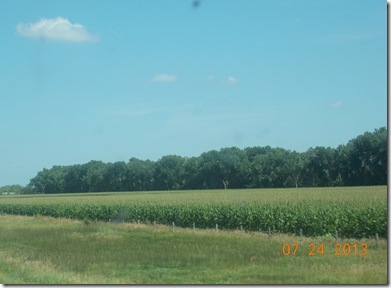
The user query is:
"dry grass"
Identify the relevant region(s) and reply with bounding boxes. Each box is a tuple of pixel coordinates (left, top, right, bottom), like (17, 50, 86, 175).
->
(0, 250, 109, 284)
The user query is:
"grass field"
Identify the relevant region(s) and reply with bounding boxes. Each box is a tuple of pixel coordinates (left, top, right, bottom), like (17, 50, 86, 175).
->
(0, 186, 386, 206)
(0, 215, 387, 284)
(0, 186, 387, 284)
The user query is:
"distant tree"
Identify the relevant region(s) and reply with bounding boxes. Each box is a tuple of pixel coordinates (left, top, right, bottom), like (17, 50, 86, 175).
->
(25, 127, 387, 193)
(29, 166, 66, 194)
(153, 155, 185, 190)
(22, 184, 34, 194)
(283, 151, 305, 188)
(217, 147, 251, 189)
(244, 146, 273, 162)
(196, 147, 251, 189)
(331, 144, 350, 186)
(250, 147, 298, 188)
(127, 158, 155, 191)
(197, 150, 223, 189)
(182, 156, 201, 190)
(301, 147, 336, 187)
(63, 164, 87, 193)
(29, 169, 47, 193)
(344, 127, 387, 186)
(82, 161, 107, 192)
(106, 161, 128, 191)
(0, 184, 24, 194)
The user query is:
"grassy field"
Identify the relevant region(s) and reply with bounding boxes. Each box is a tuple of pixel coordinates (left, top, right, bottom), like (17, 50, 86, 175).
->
(0, 186, 386, 206)
(0, 214, 387, 284)
(0, 186, 387, 284)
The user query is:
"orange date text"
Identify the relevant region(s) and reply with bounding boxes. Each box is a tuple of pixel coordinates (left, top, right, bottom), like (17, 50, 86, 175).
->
(282, 243, 368, 256)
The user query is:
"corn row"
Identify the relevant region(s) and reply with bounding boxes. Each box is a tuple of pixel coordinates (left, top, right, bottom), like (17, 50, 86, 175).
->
(0, 202, 386, 238)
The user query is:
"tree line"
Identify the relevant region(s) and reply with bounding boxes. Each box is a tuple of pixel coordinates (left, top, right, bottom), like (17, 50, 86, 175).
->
(19, 127, 387, 194)
(0, 184, 24, 195)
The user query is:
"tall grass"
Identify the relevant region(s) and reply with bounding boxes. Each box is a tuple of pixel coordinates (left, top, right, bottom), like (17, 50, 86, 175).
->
(0, 214, 387, 284)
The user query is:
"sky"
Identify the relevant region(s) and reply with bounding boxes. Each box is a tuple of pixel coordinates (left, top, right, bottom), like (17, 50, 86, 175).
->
(0, 0, 387, 186)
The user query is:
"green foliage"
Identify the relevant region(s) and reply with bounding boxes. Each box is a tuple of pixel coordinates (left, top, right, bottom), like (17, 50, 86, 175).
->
(0, 184, 24, 195)
(25, 127, 387, 194)
(83, 217, 92, 225)
(0, 194, 386, 238)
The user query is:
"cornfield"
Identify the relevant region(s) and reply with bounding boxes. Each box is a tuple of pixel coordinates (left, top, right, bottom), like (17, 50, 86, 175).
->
(0, 186, 386, 238)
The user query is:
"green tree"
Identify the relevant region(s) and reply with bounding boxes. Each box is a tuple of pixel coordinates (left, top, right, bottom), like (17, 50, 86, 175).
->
(197, 150, 224, 189)
(250, 147, 299, 188)
(106, 161, 128, 191)
(301, 147, 336, 187)
(182, 156, 202, 190)
(197, 147, 251, 189)
(217, 147, 251, 189)
(26, 127, 387, 193)
(0, 184, 24, 194)
(64, 164, 87, 193)
(332, 144, 350, 186)
(244, 146, 272, 162)
(82, 161, 108, 192)
(127, 158, 155, 191)
(345, 127, 387, 185)
(153, 155, 185, 190)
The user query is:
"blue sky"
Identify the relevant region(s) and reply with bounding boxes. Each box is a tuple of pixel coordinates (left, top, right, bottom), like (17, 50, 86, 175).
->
(0, 0, 387, 186)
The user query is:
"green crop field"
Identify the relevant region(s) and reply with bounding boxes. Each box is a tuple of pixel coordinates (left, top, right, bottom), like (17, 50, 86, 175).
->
(0, 186, 387, 238)
(0, 186, 386, 206)
(0, 186, 387, 284)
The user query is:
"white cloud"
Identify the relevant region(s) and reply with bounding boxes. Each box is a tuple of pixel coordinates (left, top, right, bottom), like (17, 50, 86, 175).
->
(226, 76, 238, 85)
(153, 74, 177, 82)
(330, 101, 343, 108)
(16, 17, 99, 42)
(209, 75, 238, 86)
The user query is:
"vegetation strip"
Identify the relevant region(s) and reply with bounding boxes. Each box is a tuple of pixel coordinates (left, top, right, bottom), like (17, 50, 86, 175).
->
(0, 201, 386, 238)
(0, 215, 387, 284)
(4, 127, 385, 194)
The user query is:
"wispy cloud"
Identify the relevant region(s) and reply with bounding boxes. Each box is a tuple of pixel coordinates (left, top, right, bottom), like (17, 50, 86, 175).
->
(225, 76, 238, 85)
(330, 101, 343, 108)
(16, 17, 99, 42)
(153, 74, 177, 82)
(208, 75, 238, 86)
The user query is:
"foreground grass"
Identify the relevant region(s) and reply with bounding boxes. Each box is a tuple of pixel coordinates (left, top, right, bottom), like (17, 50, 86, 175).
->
(0, 215, 387, 284)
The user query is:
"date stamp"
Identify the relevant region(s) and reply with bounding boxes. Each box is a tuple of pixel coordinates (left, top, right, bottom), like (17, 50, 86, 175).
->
(282, 243, 368, 256)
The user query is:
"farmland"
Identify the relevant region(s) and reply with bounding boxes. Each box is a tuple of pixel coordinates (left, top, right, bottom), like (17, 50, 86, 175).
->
(0, 186, 387, 238)
(0, 186, 387, 284)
